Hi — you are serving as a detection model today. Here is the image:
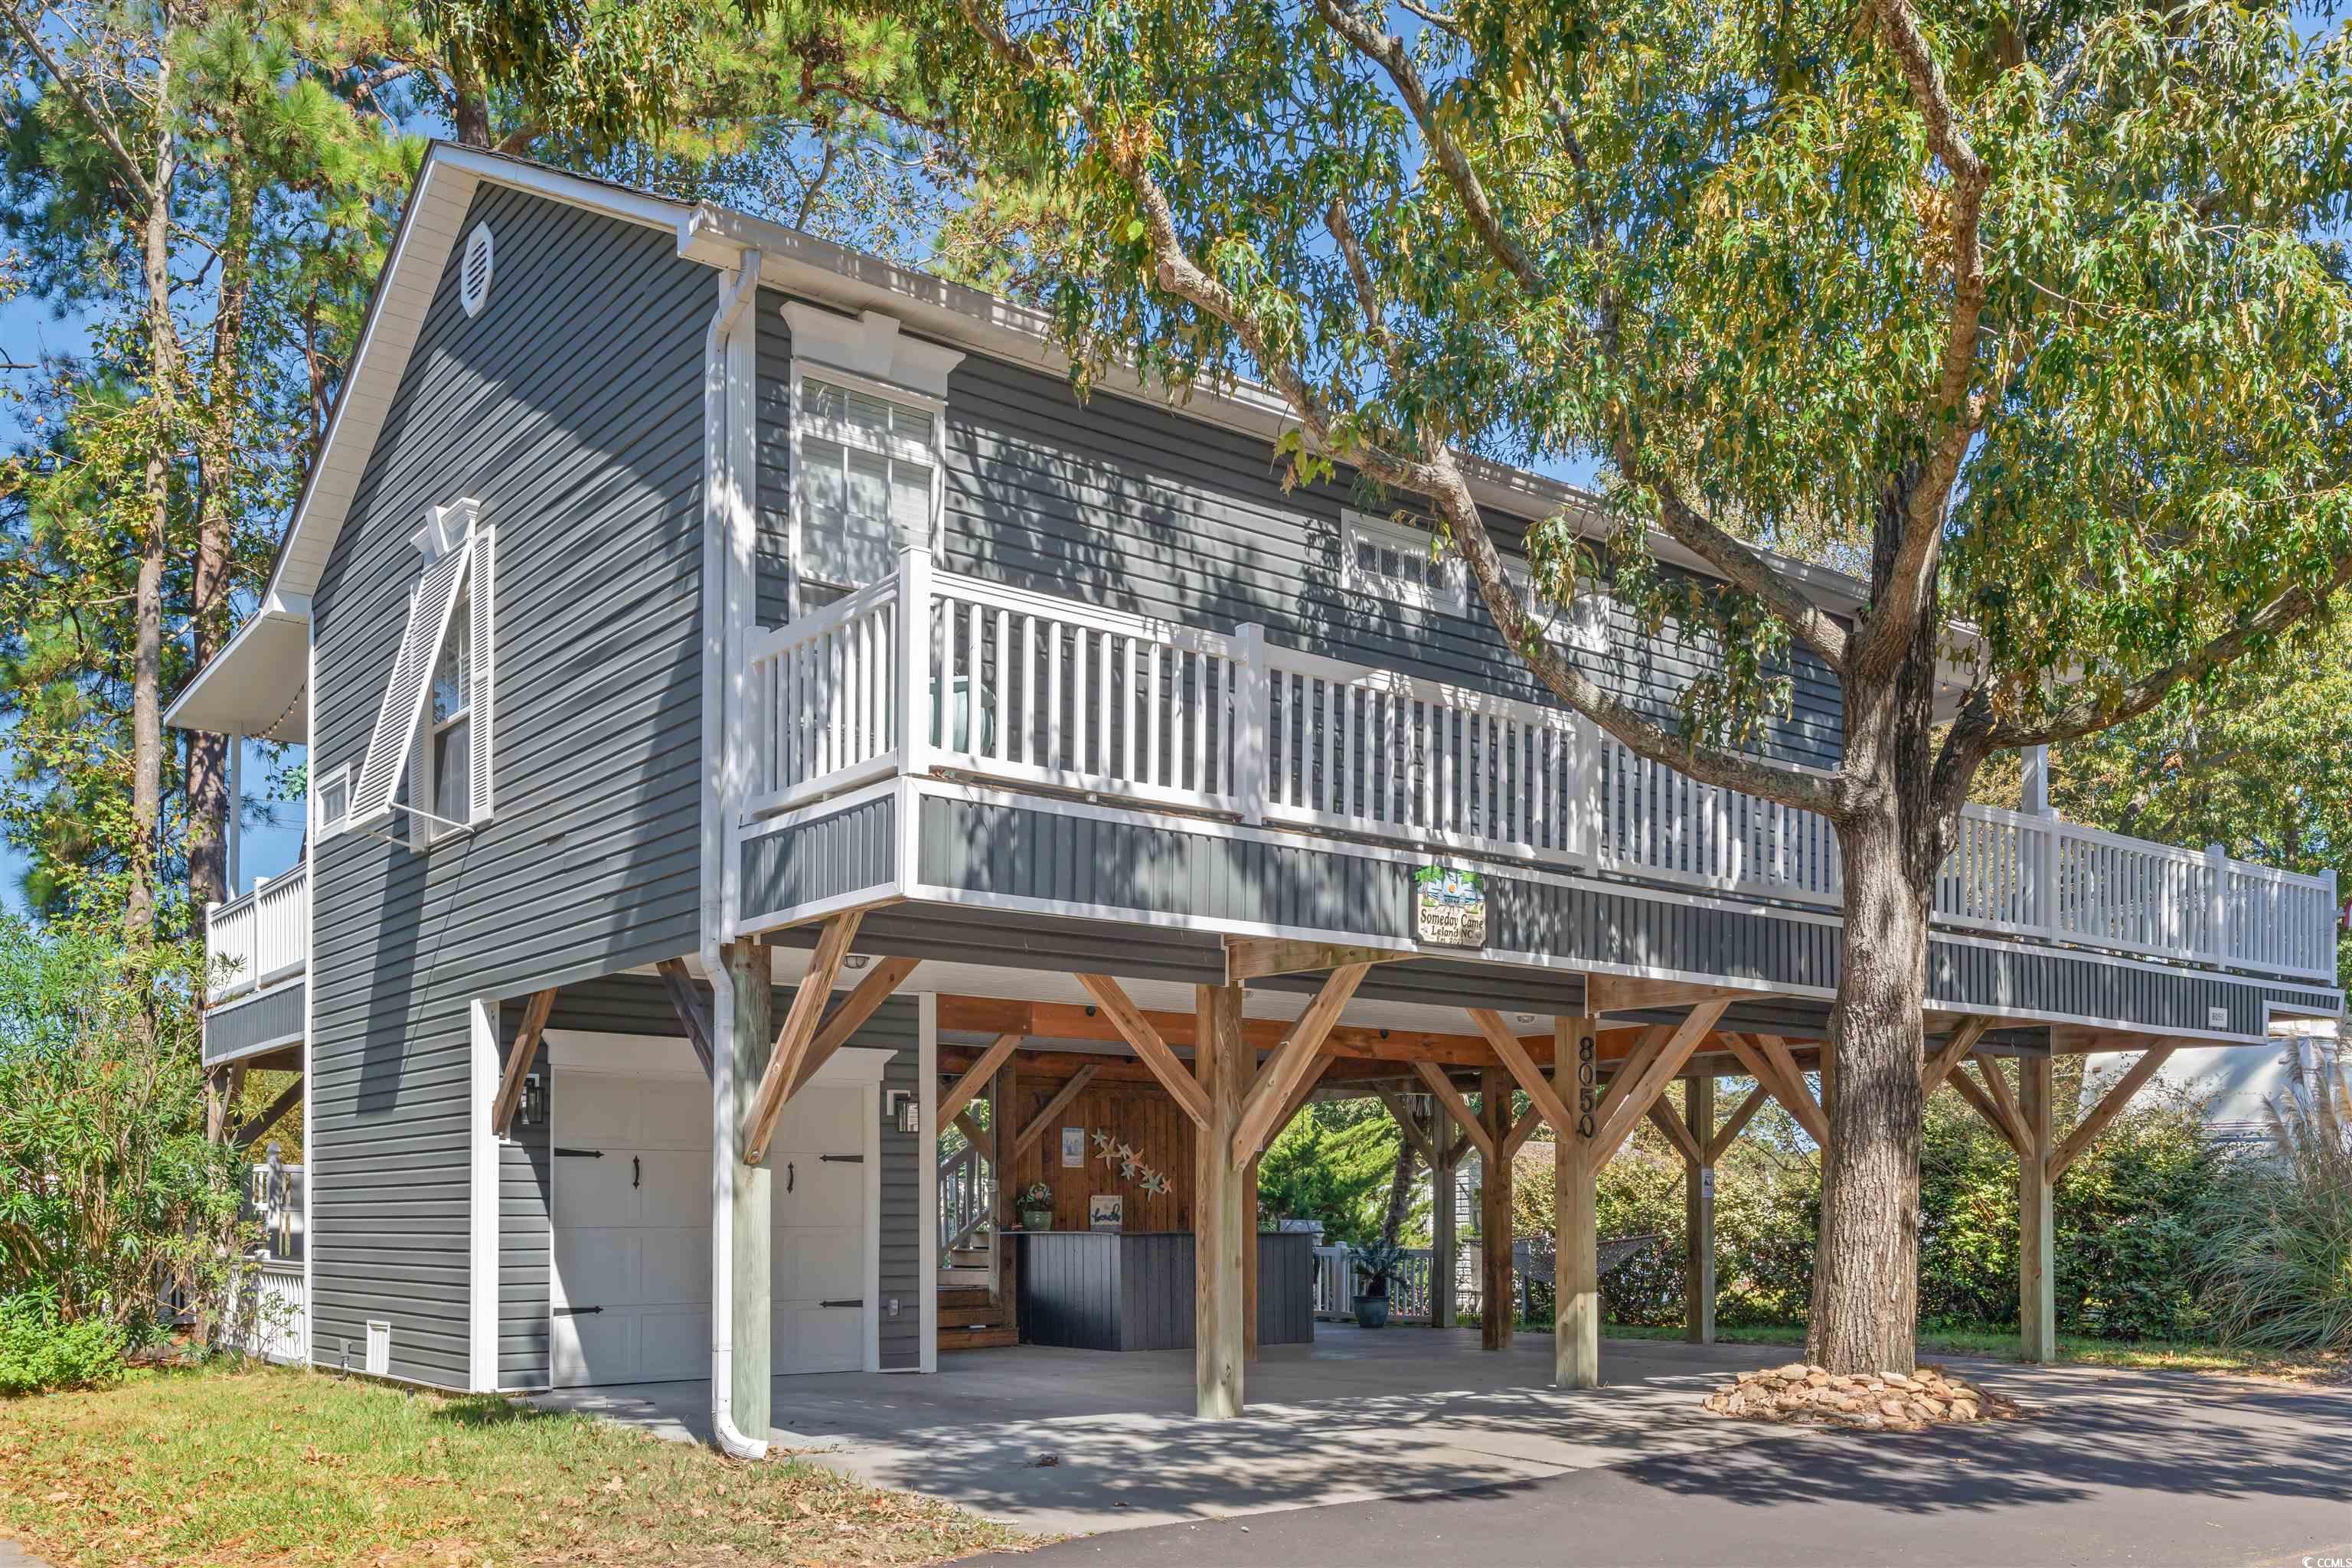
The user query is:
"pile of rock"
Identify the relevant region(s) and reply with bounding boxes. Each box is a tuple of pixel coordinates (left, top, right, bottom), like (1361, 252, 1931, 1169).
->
(1702, 1362, 2023, 1432)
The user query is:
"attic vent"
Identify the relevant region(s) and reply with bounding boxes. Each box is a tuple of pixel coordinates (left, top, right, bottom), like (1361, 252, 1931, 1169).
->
(459, 224, 495, 318)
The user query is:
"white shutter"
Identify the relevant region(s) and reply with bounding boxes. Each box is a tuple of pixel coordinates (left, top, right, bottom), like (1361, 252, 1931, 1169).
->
(469, 524, 495, 822)
(348, 544, 471, 830)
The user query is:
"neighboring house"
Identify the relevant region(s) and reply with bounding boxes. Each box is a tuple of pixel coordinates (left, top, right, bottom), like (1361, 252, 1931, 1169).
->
(165, 145, 2342, 1434)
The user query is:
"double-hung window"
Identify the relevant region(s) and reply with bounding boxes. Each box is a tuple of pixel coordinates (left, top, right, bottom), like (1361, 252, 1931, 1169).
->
(341, 499, 495, 844)
(794, 375, 939, 598)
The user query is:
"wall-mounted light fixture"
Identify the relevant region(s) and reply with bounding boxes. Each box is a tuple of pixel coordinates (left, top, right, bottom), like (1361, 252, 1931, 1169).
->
(887, 1089, 917, 1134)
(519, 1072, 547, 1129)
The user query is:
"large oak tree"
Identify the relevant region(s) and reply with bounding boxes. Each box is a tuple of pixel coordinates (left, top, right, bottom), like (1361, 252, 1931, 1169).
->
(768, 0, 2352, 1369)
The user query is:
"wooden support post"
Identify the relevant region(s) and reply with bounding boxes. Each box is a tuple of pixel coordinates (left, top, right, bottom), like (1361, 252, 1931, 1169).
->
(232, 1076, 304, 1150)
(1012, 1063, 1100, 1158)
(1243, 1035, 1263, 1364)
(1431, 1120, 1459, 1331)
(1707, 1082, 1770, 1165)
(1558, 1015, 1602, 1388)
(492, 988, 557, 1138)
(2048, 1046, 2178, 1181)
(1684, 1074, 1715, 1346)
(725, 941, 772, 1440)
(741, 912, 862, 1164)
(1478, 1068, 1514, 1351)
(991, 1057, 1021, 1310)
(939, 1032, 1022, 1128)
(655, 958, 716, 1079)
(1411, 1060, 1497, 1165)
(1194, 982, 1247, 1418)
(2019, 1054, 2055, 1364)
(1075, 972, 1213, 1129)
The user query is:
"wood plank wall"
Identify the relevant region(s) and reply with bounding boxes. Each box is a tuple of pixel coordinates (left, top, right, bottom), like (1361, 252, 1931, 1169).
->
(1009, 1073, 1199, 1233)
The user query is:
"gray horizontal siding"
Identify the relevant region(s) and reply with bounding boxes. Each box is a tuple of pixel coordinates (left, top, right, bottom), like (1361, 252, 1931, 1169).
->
(308, 181, 710, 1390)
(739, 794, 897, 923)
(911, 795, 2328, 1041)
(204, 981, 305, 1065)
(752, 304, 1840, 768)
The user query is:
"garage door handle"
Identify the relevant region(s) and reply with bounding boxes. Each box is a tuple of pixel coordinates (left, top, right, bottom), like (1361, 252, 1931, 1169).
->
(632, 1156, 641, 1190)
(818, 1298, 864, 1310)
(786, 1161, 794, 1194)
(554, 1306, 603, 1316)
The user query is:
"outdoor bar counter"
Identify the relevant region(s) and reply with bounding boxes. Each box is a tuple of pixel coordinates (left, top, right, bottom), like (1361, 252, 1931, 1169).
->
(1011, 1230, 1315, 1351)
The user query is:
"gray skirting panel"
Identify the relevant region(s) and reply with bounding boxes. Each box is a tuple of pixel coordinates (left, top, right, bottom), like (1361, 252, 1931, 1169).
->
(909, 795, 2338, 1041)
(203, 981, 305, 1067)
(738, 792, 897, 925)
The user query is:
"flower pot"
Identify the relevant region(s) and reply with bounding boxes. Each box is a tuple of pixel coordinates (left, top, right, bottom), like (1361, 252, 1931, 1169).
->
(1351, 1294, 1390, 1329)
(1017, 1208, 1055, 1233)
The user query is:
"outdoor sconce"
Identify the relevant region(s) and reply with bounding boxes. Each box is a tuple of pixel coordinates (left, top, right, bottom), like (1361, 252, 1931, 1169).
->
(887, 1090, 917, 1134)
(519, 1072, 547, 1129)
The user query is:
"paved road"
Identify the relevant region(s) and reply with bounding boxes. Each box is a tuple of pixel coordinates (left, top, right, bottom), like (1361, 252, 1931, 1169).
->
(961, 1365, 2352, 1567)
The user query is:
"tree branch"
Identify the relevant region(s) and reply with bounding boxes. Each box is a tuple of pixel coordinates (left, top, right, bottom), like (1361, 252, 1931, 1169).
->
(2, 2, 160, 208)
(949, 1, 1838, 817)
(1311, 0, 1542, 289)
(1975, 555, 2352, 755)
(1854, 0, 1994, 675)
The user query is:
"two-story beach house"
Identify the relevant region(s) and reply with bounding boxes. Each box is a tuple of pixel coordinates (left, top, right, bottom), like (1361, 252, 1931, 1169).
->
(168, 145, 2343, 1452)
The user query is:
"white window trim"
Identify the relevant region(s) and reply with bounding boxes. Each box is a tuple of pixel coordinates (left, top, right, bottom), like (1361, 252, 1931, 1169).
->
(314, 762, 353, 843)
(1342, 509, 1467, 616)
(788, 359, 946, 608)
(350, 498, 488, 845)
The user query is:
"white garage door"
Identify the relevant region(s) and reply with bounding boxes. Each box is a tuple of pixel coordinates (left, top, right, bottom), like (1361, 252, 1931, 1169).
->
(547, 1041, 877, 1388)
(769, 1083, 868, 1376)
(550, 1071, 711, 1388)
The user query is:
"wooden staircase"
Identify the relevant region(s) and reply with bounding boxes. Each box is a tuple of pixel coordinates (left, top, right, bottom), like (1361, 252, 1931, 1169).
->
(937, 1284, 1018, 1352)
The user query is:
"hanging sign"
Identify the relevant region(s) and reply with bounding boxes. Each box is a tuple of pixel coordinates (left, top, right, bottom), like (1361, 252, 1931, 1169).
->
(1060, 1125, 1086, 1167)
(1415, 865, 1488, 947)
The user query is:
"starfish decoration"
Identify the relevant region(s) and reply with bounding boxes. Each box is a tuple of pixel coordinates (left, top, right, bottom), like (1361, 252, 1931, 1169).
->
(1091, 1129, 1114, 1155)
(1119, 1156, 1141, 1179)
(1114, 1142, 1137, 1165)
(1141, 1170, 1170, 1197)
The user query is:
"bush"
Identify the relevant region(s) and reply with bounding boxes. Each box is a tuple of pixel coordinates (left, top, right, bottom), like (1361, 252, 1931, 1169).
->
(0, 1290, 129, 1394)
(0, 919, 246, 1361)
(2194, 1063, 2352, 1352)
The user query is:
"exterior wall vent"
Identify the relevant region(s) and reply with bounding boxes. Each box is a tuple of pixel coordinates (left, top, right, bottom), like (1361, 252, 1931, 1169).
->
(459, 224, 495, 318)
(364, 1319, 391, 1377)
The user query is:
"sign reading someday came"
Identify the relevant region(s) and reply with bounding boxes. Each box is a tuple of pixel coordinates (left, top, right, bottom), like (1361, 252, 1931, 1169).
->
(1415, 865, 1488, 948)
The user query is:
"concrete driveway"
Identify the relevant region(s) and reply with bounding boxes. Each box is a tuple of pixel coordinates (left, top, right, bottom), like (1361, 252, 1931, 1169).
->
(534, 1328, 2352, 1562)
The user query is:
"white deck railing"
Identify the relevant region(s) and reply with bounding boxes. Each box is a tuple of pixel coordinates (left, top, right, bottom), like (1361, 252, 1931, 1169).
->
(740, 557, 2341, 983)
(205, 863, 309, 1004)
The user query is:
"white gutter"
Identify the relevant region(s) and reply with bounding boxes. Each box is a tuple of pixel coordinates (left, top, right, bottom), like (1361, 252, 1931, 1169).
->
(702, 246, 766, 1462)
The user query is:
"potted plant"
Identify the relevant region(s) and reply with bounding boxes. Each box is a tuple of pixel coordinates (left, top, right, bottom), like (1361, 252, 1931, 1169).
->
(1349, 1240, 1404, 1328)
(1014, 1182, 1056, 1233)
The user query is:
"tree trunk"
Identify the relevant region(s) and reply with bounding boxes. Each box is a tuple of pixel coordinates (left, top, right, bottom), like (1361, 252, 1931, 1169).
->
(1379, 1133, 1418, 1250)
(185, 152, 256, 914)
(1807, 481, 1945, 1376)
(126, 98, 178, 950)
(1808, 805, 1931, 1374)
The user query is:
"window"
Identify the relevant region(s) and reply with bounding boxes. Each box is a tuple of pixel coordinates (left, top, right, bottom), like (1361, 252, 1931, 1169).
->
(1510, 564, 1611, 655)
(795, 374, 937, 593)
(460, 225, 495, 318)
(1343, 511, 1465, 614)
(315, 764, 352, 841)
(424, 589, 473, 834)
(347, 501, 494, 843)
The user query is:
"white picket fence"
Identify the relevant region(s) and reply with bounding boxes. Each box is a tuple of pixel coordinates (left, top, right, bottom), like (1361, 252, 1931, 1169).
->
(740, 556, 2340, 982)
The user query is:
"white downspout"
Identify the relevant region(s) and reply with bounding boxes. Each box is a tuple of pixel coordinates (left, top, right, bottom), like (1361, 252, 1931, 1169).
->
(700, 242, 764, 1461)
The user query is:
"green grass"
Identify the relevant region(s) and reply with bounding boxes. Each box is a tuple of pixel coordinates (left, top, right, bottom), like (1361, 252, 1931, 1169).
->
(0, 1361, 1031, 1567)
(1594, 1321, 2351, 1382)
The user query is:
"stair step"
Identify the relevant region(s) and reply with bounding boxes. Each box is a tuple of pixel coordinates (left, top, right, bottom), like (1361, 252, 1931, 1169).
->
(939, 1324, 1019, 1352)
(938, 1285, 1004, 1314)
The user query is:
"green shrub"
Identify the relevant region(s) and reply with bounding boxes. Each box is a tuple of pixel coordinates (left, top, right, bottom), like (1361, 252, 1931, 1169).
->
(0, 1290, 128, 1394)
(2194, 1064, 2352, 1352)
(0, 919, 246, 1351)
